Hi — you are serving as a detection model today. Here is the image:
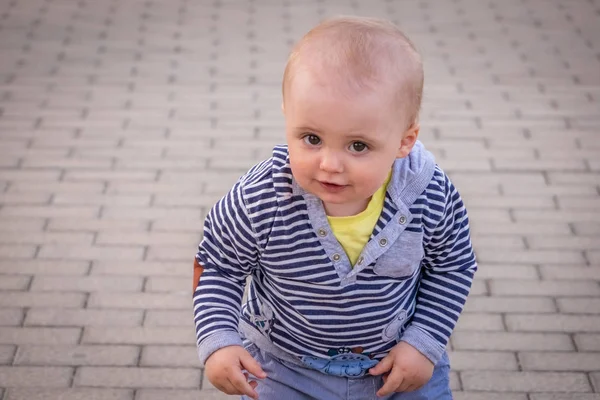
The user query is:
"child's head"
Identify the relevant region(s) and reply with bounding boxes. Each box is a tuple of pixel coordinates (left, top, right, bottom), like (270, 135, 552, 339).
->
(282, 16, 424, 215)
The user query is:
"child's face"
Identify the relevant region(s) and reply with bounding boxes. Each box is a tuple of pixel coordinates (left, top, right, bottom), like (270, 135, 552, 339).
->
(284, 70, 418, 216)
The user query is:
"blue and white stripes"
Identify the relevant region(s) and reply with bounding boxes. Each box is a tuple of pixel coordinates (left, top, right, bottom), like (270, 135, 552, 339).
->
(193, 143, 476, 367)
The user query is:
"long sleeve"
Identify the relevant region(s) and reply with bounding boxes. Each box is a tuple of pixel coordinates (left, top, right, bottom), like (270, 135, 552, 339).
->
(193, 180, 259, 365)
(401, 171, 477, 365)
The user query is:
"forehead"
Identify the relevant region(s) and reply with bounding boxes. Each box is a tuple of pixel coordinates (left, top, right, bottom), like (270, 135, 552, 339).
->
(286, 69, 395, 135)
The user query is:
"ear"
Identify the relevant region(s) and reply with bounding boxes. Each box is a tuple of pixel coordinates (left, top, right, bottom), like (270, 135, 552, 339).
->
(396, 123, 420, 159)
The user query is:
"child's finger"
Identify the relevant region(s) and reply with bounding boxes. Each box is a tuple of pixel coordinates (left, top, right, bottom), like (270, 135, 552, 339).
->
(243, 372, 259, 390)
(240, 350, 267, 379)
(369, 356, 393, 376)
(376, 368, 404, 397)
(396, 378, 413, 392)
(228, 372, 259, 400)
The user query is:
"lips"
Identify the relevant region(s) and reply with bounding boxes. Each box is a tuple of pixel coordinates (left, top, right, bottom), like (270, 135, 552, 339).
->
(319, 181, 347, 192)
(320, 181, 344, 187)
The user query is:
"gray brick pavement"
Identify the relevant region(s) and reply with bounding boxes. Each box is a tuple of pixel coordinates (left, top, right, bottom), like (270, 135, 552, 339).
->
(1, 0, 599, 398)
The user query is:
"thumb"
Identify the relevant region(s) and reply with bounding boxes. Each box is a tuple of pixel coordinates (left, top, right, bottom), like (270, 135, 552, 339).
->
(240, 350, 267, 379)
(369, 355, 393, 376)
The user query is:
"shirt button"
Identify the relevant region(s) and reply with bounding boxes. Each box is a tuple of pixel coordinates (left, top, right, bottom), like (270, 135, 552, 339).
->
(332, 253, 341, 261)
(379, 238, 388, 247)
(399, 215, 407, 225)
(357, 256, 364, 265)
(317, 228, 327, 237)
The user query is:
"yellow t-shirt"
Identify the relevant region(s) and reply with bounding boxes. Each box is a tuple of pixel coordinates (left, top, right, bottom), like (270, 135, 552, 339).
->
(327, 171, 392, 266)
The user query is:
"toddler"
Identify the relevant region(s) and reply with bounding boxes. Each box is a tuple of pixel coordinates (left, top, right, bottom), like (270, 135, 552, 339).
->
(193, 16, 477, 400)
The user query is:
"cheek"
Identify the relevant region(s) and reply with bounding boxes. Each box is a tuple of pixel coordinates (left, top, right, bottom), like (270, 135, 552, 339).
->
(348, 158, 390, 190)
(289, 150, 314, 177)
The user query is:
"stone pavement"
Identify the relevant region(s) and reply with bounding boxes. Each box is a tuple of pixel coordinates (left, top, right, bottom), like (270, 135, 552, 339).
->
(0, 0, 599, 399)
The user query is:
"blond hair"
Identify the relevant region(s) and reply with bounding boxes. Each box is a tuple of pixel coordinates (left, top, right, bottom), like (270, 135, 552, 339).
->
(282, 16, 424, 127)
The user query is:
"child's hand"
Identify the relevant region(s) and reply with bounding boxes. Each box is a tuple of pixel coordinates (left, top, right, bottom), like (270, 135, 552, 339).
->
(368, 341, 434, 397)
(204, 345, 267, 400)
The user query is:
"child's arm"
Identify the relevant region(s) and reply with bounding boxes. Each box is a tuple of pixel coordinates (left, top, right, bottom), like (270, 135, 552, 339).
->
(370, 170, 476, 395)
(193, 179, 261, 364)
(401, 170, 477, 364)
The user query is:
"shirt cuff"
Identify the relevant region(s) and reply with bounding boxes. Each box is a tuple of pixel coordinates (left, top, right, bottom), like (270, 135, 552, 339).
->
(197, 331, 244, 365)
(400, 325, 446, 365)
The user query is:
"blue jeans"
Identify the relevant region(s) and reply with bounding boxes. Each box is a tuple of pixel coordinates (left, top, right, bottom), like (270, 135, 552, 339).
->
(241, 343, 452, 400)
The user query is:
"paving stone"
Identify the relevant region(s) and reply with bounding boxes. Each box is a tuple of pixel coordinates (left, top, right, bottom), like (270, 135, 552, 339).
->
(557, 298, 600, 314)
(87, 293, 190, 310)
(0, 260, 89, 275)
(48, 219, 150, 232)
(38, 245, 145, 261)
(0, 309, 24, 326)
(0, 193, 52, 205)
(102, 207, 203, 220)
(490, 280, 600, 297)
(144, 277, 189, 293)
(541, 266, 600, 281)
(448, 351, 518, 371)
(8, 182, 105, 194)
(573, 222, 600, 236)
(454, 313, 505, 331)
(0, 206, 100, 219)
(0, 245, 36, 259)
(574, 334, 600, 351)
(515, 210, 600, 223)
(14, 345, 140, 366)
(74, 367, 201, 388)
(91, 261, 189, 277)
(24, 309, 144, 327)
(135, 389, 236, 400)
(475, 249, 587, 265)
(0, 345, 15, 364)
(95, 232, 199, 246)
(451, 332, 574, 352)
(463, 296, 557, 313)
(528, 236, 600, 251)
(529, 395, 600, 400)
(5, 388, 134, 400)
(82, 327, 195, 345)
(506, 314, 600, 333)
(0, 218, 46, 232)
(0, 328, 81, 345)
(0, 293, 86, 308)
(591, 373, 600, 393)
(30, 276, 144, 292)
(0, 232, 94, 245)
(519, 352, 600, 371)
(461, 371, 591, 392)
(472, 264, 539, 280)
(0, 366, 73, 387)
(453, 393, 528, 400)
(140, 346, 200, 367)
(0, 275, 31, 290)
(144, 311, 193, 327)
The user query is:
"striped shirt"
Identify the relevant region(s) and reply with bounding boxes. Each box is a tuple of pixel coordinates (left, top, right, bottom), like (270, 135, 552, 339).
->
(193, 142, 477, 368)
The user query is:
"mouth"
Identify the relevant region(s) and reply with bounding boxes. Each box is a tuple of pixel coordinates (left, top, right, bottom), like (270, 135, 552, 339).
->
(318, 181, 347, 192)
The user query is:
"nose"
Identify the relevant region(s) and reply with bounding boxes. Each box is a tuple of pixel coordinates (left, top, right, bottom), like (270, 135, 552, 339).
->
(319, 149, 344, 173)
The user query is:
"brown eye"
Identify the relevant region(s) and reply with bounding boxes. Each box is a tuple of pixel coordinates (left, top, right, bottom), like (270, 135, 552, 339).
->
(304, 135, 321, 146)
(350, 142, 367, 153)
